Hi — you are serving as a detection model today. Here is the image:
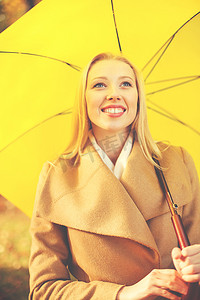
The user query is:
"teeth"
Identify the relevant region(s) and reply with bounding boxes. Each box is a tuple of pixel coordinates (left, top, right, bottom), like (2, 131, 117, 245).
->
(103, 108, 124, 113)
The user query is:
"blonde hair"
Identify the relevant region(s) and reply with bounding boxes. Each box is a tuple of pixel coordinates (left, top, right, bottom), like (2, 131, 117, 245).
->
(59, 52, 162, 166)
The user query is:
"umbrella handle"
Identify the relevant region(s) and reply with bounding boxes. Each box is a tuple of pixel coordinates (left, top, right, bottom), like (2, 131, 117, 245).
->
(153, 158, 200, 300)
(171, 214, 190, 249)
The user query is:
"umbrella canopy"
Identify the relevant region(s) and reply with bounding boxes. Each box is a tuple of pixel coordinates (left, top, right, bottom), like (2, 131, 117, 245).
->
(144, 12, 200, 169)
(0, 0, 199, 217)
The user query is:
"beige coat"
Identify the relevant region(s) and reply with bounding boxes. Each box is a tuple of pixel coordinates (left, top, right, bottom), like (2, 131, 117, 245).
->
(29, 140, 200, 300)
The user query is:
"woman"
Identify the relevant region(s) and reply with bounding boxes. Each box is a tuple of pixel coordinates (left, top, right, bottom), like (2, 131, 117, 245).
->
(29, 53, 200, 300)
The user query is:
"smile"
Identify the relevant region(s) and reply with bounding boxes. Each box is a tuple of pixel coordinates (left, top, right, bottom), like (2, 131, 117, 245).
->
(101, 106, 126, 117)
(102, 107, 125, 113)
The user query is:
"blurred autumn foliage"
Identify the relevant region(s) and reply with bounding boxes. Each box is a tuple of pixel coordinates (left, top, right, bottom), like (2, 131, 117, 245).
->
(0, 0, 42, 33)
(0, 1, 42, 299)
(0, 195, 31, 300)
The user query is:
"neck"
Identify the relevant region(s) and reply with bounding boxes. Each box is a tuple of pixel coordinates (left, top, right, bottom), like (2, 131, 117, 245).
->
(92, 127, 131, 164)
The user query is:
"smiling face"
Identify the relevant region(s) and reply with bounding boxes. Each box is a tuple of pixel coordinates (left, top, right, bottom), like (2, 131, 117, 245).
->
(85, 59, 138, 137)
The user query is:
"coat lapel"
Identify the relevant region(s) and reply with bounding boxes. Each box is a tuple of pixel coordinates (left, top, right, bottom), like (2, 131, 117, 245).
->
(38, 140, 160, 255)
(120, 142, 192, 221)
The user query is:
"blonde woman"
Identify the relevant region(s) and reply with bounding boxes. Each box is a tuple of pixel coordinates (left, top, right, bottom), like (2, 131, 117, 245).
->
(29, 53, 200, 300)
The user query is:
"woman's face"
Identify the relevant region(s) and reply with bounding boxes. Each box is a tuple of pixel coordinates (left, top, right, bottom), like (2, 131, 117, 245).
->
(85, 59, 138, 136)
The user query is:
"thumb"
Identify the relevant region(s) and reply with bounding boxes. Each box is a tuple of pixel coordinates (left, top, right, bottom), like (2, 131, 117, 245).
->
(172, 247, 182, 259)
(171, 247, 183, 274)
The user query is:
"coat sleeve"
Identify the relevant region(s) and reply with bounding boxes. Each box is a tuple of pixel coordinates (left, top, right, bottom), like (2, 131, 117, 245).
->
(180, 148, 200, 245)
(29, 162, 124, 300)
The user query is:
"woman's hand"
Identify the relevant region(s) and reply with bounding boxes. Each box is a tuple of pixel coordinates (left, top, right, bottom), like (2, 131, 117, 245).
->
(117, 269, 188, 300)
(172, 244, 200, 283)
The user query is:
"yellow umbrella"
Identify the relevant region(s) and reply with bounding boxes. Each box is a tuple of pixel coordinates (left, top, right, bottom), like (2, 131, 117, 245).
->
(144, 12, 200, 173)
(0, 0, 199, 217)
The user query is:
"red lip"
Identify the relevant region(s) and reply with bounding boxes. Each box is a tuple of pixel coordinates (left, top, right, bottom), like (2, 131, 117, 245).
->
(104, 112, 125, 118)
(101, 105, 126, 118)
(101, 105, 126, 111)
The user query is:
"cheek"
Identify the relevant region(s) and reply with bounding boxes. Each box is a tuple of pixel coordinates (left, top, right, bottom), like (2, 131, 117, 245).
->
(128, 92, 138, 112)
(86, 94, 101, 114)
(86, 98, 99, 123)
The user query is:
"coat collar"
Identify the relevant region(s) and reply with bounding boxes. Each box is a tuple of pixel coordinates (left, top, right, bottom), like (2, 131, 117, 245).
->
(120, 142, 192, 221)
(37, 139, 192, 259)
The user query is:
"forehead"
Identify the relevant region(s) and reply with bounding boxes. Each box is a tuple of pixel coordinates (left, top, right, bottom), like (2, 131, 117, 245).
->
(87, 59, 135, 81)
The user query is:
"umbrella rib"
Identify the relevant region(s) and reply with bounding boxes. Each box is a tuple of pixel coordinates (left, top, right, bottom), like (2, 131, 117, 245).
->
(143, 36, 175, 81)
(0, 50, 82, 71)
(147, 101, 200, 136)
(110, 0, 122, 53)
(146, 76, 200, 95)
(145, 75, 199, 85)
(147, 98, 184, 122)
(0, 109, 72, 154)
(142, 11, 200, 80)
(171, 11, 200, 36)
(147, 105, 179, 121)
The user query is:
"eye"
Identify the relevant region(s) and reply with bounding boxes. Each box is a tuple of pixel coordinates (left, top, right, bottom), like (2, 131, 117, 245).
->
(121, 81, 132, 87)
(93, 82, 106, 88)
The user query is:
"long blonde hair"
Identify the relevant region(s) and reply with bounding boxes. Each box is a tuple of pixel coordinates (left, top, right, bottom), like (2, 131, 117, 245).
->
(59, 52, 162, 166)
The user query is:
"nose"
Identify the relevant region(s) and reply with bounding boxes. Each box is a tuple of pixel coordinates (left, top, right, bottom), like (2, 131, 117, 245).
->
(106, 95, 121, 101)
(106, 86, 121, 101)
